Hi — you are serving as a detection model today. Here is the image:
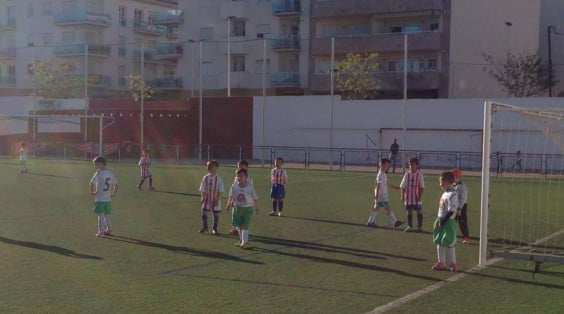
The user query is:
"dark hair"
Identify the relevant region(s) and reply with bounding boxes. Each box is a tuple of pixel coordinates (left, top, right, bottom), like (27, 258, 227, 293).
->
(92, 155, 107, 165)
(207, 160, 219, 170)
(236, 168, 248, 176)
(143, 148, 150, 153)
(380, 158, 391, 165)
(440, 171, 455, 183)
(275, 157, 285, 163)
(409, 158, 419, 165)
(238, 159, 249, 167)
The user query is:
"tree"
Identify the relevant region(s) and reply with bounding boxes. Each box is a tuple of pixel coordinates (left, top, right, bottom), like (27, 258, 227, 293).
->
(335, 52, 380, 100)
(125, 74, 154, 102)
(482, 52, 556, 97)
(29, 57, 84, 99)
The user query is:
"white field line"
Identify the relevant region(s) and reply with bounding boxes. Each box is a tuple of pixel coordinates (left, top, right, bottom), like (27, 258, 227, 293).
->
(367, 228, 564, 314)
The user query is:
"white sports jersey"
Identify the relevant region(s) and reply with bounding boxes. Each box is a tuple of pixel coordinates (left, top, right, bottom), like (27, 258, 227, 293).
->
(230, 182, 258, 207)
(90, 169, 118, 202)
(438, 189, 458, 219)
(19, 148, 27, 161)
(400, 171, 425, 205)
(271, 168, 287, 185)
(375, 171, 389, 201)
(453, 181, 468, 207)
(199, 174, 225, 210)
(139, 156, 152, 178)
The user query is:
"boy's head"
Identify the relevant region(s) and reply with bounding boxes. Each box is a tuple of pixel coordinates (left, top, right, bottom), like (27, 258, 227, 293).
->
(439, 171, 455, 190)
(92, 155, 107, 170)
(408, 158, 419, 172)
(142, 148, 150, 156)
(207, 160, 219, 173)
(236, 167, 248, 184)
(379, 158, 391, 171)
(237, 159, 249, 170)
(451, 168, 462, 182)
(275, 157, 284, 168)
(20, 142, 26, 148)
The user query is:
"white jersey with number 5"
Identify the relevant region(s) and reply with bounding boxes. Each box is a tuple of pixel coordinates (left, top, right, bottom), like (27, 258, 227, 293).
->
(90, 169, 117, 202)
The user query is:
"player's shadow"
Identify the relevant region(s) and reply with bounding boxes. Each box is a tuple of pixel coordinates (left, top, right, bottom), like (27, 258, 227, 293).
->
(465, 269, 564, 290)
(26, 172, 72, 179)
(0, 236, 102, 260)
(105, 235, 262, 265)
(249, 234, 426, 262)
(154, 190, 200, 197)
(492, 265, 564, 278)
(488, 238, 564, 251)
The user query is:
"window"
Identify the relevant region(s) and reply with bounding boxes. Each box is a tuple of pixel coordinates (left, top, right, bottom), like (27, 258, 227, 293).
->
(8, 64, 16, 77)
(200, 27, 213, 41)
(388, 60, 421, 72)
(42, 33, 53, 46)
(404, 25, 421, 34)
(389, 26, 403, 33)
(134, 9, 143, 24)
(27, 3, 34, 17)
(146, 11, 154, 24)
(427, 58, 438, 70)
(430, 23, 439, 31)
(231, 55, 245, 72)
(118, 35, 126, 56)
(118, 65, 126, 86)
(42, 1, 53, 16)
(256, 24, 271, 39)
(231, 20, 246, 37)
(7, 6, 15, 22)
(119, 6, 127, 27)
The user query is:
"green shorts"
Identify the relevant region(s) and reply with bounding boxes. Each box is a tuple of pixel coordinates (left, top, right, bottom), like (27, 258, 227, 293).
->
(433, 217, 457, 246)
(232, 206, 253, 227)
(93, 201, 112, 215)
(375, 200, 390, 208)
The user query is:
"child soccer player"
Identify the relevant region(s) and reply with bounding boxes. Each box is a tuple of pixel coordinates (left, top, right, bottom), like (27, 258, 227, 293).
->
(18, 142, 28, 174)
(452, 169, 470, 244)
(227, 168, 259, 249)
(90, 156, 118, 237)
(137, 149, 154, 191)
(270, 157, 288, 217)
(199, 160, 225, 235)
(367, 158, 404, 228)
(432, 171, 459, 272)
(400, 158, 425, 232)
(228, 160, 253, 237)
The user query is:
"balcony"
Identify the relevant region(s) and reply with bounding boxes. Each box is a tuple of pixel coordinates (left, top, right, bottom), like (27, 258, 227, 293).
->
(133, 22, 166, 36)
(155, 43, 183, 59)
(0, 76, 16, 87)
(54, 44, 111, 57)
(271, 36, 301, 52)
(272, 0, 301, 16)
(154, 10, 184, 25)
(0, 18, 15, 31)
(166, 27, 179, 39)
(0, 48, 16, 59)
(152, 77, 183, 89)
(132, 0, 178, 8)
(313, 0, 444, 18)
(310, 70, 440, 91)
(53, 11, 111, 27)
(311, 31, 441, 55)
(133, 50, 160, 64)
(271, 72, 300, 87)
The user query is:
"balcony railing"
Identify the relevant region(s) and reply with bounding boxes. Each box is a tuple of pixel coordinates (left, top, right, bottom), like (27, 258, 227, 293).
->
(53, 11, 111, 26)
(133, 50, 157, 63)
(313, 0, 444, 18)
(0, 76, 16, 86)
(272, 0, 301, 16)
(152, 77, 183, 89)
(154, 10, 184, 25)
(271, 36, 301, 51)
(311, 70, 440, 91)
(271, 72, 300, 87)
(0, 48, 16, 58)
(133, 21, 166, 36)
(132, 0, 178, 8)
(54, 44, 111, 56)
(155, 43, 183, 58)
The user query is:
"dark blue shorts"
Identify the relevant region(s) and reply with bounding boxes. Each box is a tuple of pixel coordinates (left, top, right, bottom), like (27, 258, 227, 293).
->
(405, 204, 423, 211)
(270, 184, 286, 199)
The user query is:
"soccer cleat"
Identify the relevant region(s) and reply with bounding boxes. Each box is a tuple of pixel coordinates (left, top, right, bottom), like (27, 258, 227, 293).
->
(268, 211, 277, 216)
(104, 230, 113, 236)
(240, 242, 252, 250)
(462, 237, 470, 244)
(277, 212, 283, 217)
(449, 262, 458, 272)
(95, 232, 105, 238)
(432, 261, 447, 271)
(417, 227, 424, 232)
(404, 226, 414, 232)
(212, 229, 219, 235)
(137, 186, 142, 191)
(367, 222, 378, 228)
(228, 229, 239, 236)
(199, 227, 208, 233)
(234, 241, 242, 247)
(394, 220, 405, 228)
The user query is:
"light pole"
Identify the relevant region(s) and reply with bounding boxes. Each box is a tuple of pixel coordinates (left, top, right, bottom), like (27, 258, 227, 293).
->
(198, 40, 203, 164)
(548, 25, 558, 97)
(504, 21, 512, 53)
(188, 39, 195, 97)
(227, 16, 236, 97)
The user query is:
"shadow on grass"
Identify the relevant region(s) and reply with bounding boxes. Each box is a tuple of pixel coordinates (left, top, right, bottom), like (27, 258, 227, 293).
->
(466, 269, 564, 290)
(105, 235, 262, 265)
(154, 190, 200, 197)
(0, 236, 102, 260)
(491, 265, 564, 278)
(488, 238, 564, 251)
(25, 172, 72, 179)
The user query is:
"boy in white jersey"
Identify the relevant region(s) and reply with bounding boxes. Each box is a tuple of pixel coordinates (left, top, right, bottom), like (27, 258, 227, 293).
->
(269, 157, 288, 217)
(227, 168, 259, 249)
(90, 156, 118, 237)
(137, 149, 155, 191)
(452, 169, 470, 244)
(199, 160, 225, 235)
(18, 142, 28, 174)
(432, 171, 459, 272)
(400, 158, 425, 232)
(228, 160, 253, 237)
(367, 158, 404, 228)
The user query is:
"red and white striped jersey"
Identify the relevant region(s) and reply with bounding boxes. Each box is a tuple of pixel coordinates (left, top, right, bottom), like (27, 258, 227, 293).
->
(139, 156, 150, 168)
(271, 168, 288, 185)
(199, 174, 225, 210)
(400, 171, 425, 205)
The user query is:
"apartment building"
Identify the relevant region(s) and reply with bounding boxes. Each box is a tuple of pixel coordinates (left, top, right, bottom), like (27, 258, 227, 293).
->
(178, 0, 310, 96)
(0, 0, 182, 97)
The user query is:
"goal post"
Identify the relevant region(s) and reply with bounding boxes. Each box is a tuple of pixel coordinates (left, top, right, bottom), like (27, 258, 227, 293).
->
(480, 100, 564, 267)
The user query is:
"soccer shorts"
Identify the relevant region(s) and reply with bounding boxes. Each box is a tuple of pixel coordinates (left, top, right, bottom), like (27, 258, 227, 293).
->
(270, 184, 285, 199)
(140, 168, 152, 178)
(232, 206, 254, 227)
(405, 204, 423, 211)
(202, 207, 221, 213)
(375, 200, 390, 208)
(433, 218, 457, 246)
(93, 201, 112, 215)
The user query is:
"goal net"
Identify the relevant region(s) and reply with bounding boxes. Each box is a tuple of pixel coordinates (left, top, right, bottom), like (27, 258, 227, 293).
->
(480, 101, 564, 267)
(0, 114, 115, 159)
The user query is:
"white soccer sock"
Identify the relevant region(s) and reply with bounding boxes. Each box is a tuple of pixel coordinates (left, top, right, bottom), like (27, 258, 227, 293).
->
(388, 212, 397, 224)
(97, 215, 104, 233)
(437, 245, 446, 263)
(367, 210, 377, 223)
(447, 246, 457, 264)
(241, 230, 249, 243)
(104, 214, 112, 231)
